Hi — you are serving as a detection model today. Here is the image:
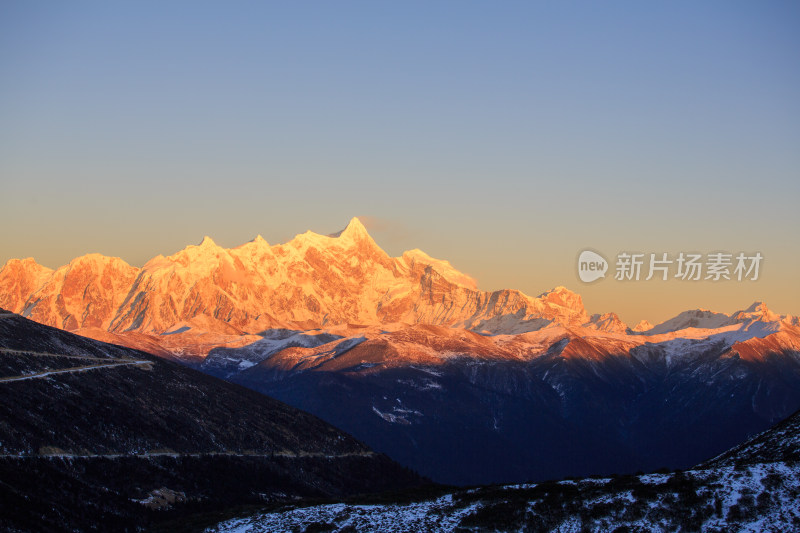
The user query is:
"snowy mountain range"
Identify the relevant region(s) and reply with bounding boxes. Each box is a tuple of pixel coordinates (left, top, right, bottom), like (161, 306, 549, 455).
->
(218, 313, 800, 484)
(2, 217, 800, 484)
(2, 217, 797, 360)
(0, 217, 593, 338)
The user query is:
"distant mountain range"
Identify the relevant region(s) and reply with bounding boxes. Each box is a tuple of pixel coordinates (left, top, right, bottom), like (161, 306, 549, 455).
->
(216, 311, 800, 484)
(2, 217, 800, 485)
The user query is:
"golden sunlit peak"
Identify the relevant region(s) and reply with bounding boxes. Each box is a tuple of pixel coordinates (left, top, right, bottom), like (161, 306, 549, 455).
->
(329, 217, 369, 239)
(196, 236, 218, 248)
(744, 301, 769, 313)
(538, 286, 578, 298)
(2, 257, 40, 268)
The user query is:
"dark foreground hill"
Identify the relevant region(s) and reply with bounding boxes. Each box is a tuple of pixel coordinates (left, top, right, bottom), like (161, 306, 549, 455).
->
(208, 409, 800, 532)
(0, 310, 424, 532)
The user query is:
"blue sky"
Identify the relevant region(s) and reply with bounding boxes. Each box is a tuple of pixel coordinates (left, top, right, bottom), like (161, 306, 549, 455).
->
(1, 1, 798, 323)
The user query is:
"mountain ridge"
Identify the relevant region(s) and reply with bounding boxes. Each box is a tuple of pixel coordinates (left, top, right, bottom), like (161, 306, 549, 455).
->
(2, 218, 797, 366)
(0, 218, 595, 337)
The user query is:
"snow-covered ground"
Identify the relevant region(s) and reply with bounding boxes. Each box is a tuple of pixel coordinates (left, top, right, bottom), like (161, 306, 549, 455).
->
(208, 461, 800, 533)
(209, 494, 481, 533)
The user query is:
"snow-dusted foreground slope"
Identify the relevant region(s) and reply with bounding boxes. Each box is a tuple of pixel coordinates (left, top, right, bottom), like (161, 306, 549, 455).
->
(208, 463, 800, 533)
(209, 410, 800, 533)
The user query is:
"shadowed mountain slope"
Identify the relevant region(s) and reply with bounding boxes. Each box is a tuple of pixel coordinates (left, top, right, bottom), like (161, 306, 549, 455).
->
(0, 310, 424, 532)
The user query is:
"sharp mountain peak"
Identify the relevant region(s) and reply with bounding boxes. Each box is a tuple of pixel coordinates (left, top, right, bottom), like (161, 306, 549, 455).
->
(745, 301, 769, 313)
(197, 235, 219, 248)
(328, 216, 370, 239)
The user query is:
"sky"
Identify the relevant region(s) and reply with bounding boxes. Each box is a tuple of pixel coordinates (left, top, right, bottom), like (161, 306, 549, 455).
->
(1, 1, 798, 324)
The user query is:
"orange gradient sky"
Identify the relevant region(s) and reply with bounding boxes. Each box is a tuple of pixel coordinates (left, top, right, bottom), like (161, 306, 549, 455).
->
(1, 2, 798, 325)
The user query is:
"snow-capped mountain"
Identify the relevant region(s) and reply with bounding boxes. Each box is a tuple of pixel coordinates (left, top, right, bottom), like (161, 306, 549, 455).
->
(5, 216, 796, 348)
(585, 311, 629, 334)
(3, 218, 800, 485)
(646, 303, 799, 336)
(0, 218, 589, 338)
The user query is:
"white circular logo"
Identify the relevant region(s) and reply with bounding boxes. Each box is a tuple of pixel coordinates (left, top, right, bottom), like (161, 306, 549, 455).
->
(577, 250, 608, 283)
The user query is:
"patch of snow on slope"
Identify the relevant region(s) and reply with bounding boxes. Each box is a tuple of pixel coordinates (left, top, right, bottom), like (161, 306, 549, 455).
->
(208, 494, 482, 533)
(208, 461, 800, 533)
